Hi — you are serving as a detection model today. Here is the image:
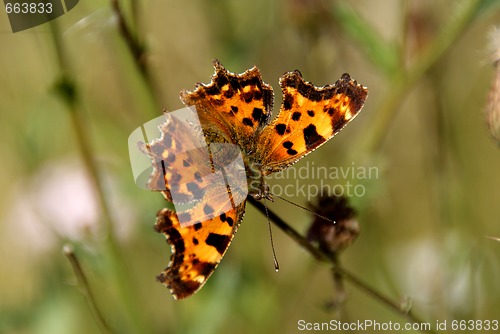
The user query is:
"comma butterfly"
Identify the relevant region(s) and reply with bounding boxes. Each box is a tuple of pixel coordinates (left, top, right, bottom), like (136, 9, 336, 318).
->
(143, 60, 368, 299)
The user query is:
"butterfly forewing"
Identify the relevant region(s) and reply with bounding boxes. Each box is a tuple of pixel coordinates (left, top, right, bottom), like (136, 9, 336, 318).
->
(180, 60, 273, 145)
(257, 72, 368, 174)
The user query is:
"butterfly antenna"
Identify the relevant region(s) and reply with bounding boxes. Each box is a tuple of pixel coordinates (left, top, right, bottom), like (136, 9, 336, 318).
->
(263, 197, 280, 272)
(274, 194, 337, 225)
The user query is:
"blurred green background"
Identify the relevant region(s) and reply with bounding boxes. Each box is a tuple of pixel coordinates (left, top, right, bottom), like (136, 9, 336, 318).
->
(1, 0, 500, 333)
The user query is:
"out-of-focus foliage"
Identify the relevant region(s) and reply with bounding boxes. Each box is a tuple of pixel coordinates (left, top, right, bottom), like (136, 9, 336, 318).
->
(1, 1, 500, 333)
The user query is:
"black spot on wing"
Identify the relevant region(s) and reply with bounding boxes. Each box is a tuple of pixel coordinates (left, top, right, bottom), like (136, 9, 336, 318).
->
(283, 95, 293, 110)
(219, 212, 234, 226)
(223, 88, 234, 98)
(166, 153, 176, 163)
(186, 182, 202, 198)
(303, 124, 326, 150)
(275, 123, 286, 136)
(215, 71, 229, 87)
(193, 222, 202, 231)
(197, 261, 216, 277)
(205, 85, 220, 96)
(242, 117, 254, 127)
(171, 172, 182, 183)
(291, 111, 301, 121)
(203, 204, 214, 215)
(205, 233, 231, 255)
(229, 76, 241, 90)
(283, 141, 293, 149)
(252, 107, 265, 124)
(309, 90, 323, 102)
(324, 107, 335, 115)
(242, 90, 254, 103)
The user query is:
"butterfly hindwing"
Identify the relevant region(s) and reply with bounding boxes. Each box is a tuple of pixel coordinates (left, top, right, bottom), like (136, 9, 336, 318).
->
(155, 201, 246, 300)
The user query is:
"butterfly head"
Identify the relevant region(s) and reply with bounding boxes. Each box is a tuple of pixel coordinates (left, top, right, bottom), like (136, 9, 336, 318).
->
(244, 159, 273, 201)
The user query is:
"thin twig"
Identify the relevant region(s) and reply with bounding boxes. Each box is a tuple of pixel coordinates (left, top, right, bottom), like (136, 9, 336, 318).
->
(329, 255, 349, 322)
(49, 20, 152, 334)
(63, 245, 112, 334)
(109, 0, 162, 109)
(248, 197, 437, 334)
(110, 0, 146, 74)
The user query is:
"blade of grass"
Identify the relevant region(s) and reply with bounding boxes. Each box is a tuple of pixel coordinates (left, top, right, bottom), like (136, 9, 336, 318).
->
(49, 19, 152, 334)
(63, 245, 112, 334)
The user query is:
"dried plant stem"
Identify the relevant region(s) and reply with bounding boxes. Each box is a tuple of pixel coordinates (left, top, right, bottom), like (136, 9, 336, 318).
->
(64, 245, 112, 334)
(330, 255, 349, 322)
(110, 0, 162, 110)
(248, 197, 437, 334)
(49, 20, 151, 334)
(110, 0, 145, 73)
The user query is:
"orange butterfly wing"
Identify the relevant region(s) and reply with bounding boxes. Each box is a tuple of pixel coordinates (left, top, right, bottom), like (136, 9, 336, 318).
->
(180, 60, 273, 145)
(155, 201, 245, 300)
(257, 71, 368, 174)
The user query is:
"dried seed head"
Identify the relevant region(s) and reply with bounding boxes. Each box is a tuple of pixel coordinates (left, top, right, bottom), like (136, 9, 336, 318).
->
(307, 192, 359, 255)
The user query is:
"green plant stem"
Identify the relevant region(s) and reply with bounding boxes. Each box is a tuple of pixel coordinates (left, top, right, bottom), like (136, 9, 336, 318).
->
(358, 0, 484, 154)
(49, 20, 151, 334)
(249, 197, 437, 334)
(64, 245, 112, 334)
